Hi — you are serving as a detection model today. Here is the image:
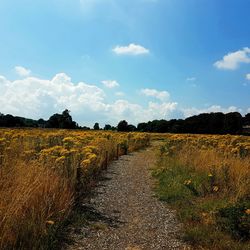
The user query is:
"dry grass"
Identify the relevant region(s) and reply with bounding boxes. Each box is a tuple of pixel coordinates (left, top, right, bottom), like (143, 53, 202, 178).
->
(153, 134, 250, 249)
(0, 129, 150, 249)
(174, 145, 250, 201)
(0, 161, 73, 249)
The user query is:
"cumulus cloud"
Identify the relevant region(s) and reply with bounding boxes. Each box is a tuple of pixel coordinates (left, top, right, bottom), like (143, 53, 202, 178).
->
(246, 74, 250, 80)
(15, 66, 31, 77)
(214, 47, 250, 70)
(0, 73, 106, 121)
(1, 71, 244, 126)
(141, 88, 170, 101)
(113, 43, 149, 55)
(106, 100, 178, 124)
(182, 105, 242, 118)
(0, 72, 178, 125)
(101, 80, 120, 88)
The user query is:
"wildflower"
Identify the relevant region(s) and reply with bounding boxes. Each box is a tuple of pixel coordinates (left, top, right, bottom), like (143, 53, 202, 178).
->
(81, 159, 91, 167)
(55, 156, 66, 163)
(184, 179, 192, 185)
(46, 220, 55, 225)
(88, 153, 97, 160)
(208, 173, 213, 177)
(245, 209, 250, 215)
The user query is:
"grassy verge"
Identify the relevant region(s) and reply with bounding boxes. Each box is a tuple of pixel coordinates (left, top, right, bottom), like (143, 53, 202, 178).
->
(152, 142, 250, 250)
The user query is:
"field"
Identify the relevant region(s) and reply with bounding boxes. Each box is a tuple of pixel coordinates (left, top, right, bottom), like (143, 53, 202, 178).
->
(0, 129, 150, 249)
(153, 134, 250, 249)
(1, 129, 250, 250)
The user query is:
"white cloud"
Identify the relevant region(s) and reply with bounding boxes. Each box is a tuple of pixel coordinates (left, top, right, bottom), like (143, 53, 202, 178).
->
(214, 47, 250, 70)
(107, 100, 178, 123)
(182, 105, 242, 118)
(101, 80, 119, 88)
(141, 88, 170, 101)
(246, 74, 250, 80)
(186, 77, 196, 81)
(0, 73, 106, 121)
(113, 43, 149, 55)
(1, 71, 245, 126)
(15, 66, 31, 77)
(0, 72, 178, 125)
(247, 108, 250, 113)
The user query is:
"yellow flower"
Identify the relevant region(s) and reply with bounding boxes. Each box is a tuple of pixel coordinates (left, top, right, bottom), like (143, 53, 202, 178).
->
(81, 159, 91, 167)
(55, 156, 66, 163)
(184, 179, 192, 185)
(245, 209, 250, 215)
(208, 173, 213, 177)
(46, 220, 55, 225)
(88, 153, 97, 160)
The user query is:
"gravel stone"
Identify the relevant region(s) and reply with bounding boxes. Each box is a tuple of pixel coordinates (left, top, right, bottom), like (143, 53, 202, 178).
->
(64, 145, 189, 250)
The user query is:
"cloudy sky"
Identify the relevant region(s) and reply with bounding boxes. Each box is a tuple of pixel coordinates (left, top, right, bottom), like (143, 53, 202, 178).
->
(0, 0, 249, 126)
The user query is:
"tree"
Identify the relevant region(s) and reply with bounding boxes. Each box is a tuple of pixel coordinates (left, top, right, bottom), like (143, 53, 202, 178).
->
(243, 113, 250, 126)
(117, 120, 128, 131)
(46, 109, 77, 129)
(223, 112, 242, 134)
(46, 113, 61, 128)
(93, 122, 100, 130)
(137, 122, 148, 132)
(127, 124, 137, 131)
(38, 118, 46, 128)
(104, 124, 112, 130)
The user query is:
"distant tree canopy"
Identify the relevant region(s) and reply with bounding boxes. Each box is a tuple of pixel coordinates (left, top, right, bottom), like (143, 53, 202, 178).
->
(117, 120, 128, 131)
(0, 109, 78, 129)
(93, 122, 100, 130)
(243, 113, 250, 126)
(104, 124, 116, 131)
(104, 124, 112, 130)
(0, 110, 249, 135)
(46, 109, 77, 129)
(136, 112, 245, 135)
(117, 120, 136, 132)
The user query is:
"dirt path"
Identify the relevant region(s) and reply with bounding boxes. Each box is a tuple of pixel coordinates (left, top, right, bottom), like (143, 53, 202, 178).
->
(64, 144, 188, 250)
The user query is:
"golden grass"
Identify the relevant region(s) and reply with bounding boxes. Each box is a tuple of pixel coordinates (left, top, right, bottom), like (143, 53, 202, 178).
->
(0, 129, 150, 249)
(174, 146, 250, 200)
(0, 161, 73, 249)
(153, 134, 250, 249)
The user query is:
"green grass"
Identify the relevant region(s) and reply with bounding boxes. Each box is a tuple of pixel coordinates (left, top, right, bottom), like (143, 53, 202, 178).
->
(152, 156, 250, 250)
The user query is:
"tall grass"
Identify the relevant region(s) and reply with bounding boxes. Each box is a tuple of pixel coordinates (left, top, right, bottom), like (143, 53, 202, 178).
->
(168, 145, 250, 200)
(153, 135, 250, 249)
(0, 161, 73, 249)
(0, 129, 150, 249)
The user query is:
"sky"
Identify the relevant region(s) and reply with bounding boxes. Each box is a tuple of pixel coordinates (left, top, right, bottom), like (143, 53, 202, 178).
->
(0, 0, 249, 126)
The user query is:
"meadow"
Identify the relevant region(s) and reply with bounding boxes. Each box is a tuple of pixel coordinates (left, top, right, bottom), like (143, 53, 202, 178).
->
(1, 129, 250, 250)
(153, 134, 250, 249)
(0, 128, 150, 249)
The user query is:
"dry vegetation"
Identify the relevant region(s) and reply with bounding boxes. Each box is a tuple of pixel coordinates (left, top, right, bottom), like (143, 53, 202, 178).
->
(0, 129, 150, 249)
(153, 134, 250, 249)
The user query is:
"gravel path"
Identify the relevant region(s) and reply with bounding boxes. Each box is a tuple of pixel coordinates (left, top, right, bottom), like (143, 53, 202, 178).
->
(64, 144, 188, 250)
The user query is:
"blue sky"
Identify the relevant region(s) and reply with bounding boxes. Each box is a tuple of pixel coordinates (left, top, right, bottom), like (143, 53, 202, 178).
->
(0, 0, 249, 126)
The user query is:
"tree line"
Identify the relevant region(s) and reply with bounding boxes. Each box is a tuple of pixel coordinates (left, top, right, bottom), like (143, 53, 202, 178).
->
(0, 109, 249, 135)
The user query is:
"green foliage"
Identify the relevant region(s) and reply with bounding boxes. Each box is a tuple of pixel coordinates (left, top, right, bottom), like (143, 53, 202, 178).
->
(93, 122, 100, 130)
(152, 146, 250, 249)
(217, 200, 250, 240)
